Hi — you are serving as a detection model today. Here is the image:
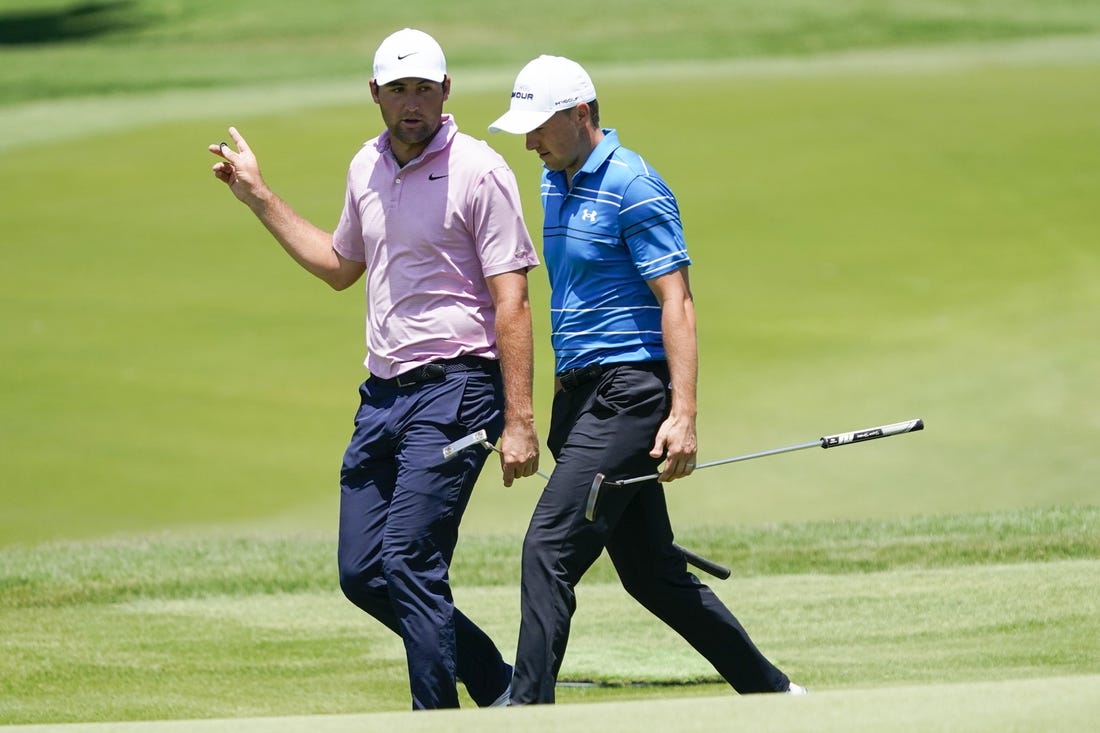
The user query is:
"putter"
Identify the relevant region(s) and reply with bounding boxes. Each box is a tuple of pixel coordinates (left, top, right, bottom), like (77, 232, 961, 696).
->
(585, 418, 925, 521)
(444, 431, 732, 580)
(442, 429, 552, 479)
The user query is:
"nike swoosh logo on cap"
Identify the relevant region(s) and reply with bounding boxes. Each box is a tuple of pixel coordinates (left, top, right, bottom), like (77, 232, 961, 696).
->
(397, 52, 418, 60)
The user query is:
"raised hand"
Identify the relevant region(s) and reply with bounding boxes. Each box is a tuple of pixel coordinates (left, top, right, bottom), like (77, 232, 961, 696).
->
(208, 126, 268, 206)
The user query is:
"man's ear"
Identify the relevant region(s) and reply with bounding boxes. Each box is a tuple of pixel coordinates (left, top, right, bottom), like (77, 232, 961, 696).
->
(442, 76, 451, 101)
(575, 101, 591, 127)
(369, 80, 380, 103)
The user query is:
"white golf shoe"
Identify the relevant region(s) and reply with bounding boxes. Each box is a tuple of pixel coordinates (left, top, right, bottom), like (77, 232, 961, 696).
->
(489, 683, 512, 707)
(488, 664, 513, 707)
(786, 682, 808, 695)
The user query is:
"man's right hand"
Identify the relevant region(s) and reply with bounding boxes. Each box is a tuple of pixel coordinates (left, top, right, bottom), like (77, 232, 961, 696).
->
(499, 420, 540, 488)
(208, 126, 267, 207)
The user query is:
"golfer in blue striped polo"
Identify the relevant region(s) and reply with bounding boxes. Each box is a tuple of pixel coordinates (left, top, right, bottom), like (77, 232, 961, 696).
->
(490, 55, 805, 703)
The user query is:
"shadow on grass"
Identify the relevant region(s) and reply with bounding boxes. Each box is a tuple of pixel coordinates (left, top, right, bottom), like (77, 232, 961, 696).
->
(0, 1, 148, 45)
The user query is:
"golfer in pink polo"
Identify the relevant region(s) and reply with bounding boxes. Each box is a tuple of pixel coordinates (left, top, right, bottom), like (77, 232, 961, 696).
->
(209, 28, 539, 710)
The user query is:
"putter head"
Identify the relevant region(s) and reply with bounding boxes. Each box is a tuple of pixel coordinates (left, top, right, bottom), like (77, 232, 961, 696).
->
(584, 473, 605, 522)
(442, 429, 489, 461)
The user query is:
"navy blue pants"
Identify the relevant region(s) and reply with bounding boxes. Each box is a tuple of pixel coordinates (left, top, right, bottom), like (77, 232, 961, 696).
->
(510, 362, 790, 703)
(337, 361, 512, 709)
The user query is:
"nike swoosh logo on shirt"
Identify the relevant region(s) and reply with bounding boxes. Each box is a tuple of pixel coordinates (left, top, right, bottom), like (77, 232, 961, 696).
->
(428, 173, 448, 180)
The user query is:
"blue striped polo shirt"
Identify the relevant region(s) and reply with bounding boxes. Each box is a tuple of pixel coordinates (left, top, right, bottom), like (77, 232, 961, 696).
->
(540, 129, 691, 374)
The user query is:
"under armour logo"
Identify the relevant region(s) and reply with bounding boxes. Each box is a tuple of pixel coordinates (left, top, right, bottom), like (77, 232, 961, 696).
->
(580, 209, 598, 223)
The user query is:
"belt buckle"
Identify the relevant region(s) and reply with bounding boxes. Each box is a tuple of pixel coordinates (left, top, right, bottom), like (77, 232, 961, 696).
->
(561, 364, 598, 391)
(422, 363, 446, 381)
(395, 363, 445, 388)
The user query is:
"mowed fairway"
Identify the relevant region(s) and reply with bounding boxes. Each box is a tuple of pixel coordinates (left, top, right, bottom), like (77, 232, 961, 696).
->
(1, 0, 1099, 729)
(3, 41, 1098, 542)
(3, 511, 1099, 727)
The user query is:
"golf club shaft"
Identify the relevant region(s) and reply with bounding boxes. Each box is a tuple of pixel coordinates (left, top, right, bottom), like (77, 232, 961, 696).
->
(617, 441, 819, 486)
(617, 418, 924, 486)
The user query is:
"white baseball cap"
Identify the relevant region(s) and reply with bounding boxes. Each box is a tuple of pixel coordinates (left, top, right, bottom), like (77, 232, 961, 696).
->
(373, 28, 447, 86)
(488, 55, 597, 134)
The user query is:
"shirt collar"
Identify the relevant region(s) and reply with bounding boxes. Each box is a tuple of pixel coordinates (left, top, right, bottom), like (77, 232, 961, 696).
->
(576, 128, 619, 177)
(546, 128, 619, 187)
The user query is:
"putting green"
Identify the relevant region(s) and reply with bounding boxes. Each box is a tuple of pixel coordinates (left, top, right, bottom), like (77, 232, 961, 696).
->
(6, 675, 1098, 733)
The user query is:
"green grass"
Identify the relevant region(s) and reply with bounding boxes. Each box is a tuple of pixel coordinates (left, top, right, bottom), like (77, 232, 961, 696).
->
(1, 0, 1099, 728)
(3, 42, 1098, 544)
(6, 680, 1099, 733)
(2, 507, 1098, 723)
(3, 0, 1100, 104)
(5, 507, 1095, 606)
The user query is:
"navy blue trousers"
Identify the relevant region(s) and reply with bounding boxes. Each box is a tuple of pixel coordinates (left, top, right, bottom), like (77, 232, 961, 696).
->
(337, 363, 512, 709)
(511, 362, 790, 703)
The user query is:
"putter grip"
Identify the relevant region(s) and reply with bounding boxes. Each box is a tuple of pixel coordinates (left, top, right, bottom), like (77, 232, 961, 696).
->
(672, 543, 732, 580)
(821, 418, 924, 448)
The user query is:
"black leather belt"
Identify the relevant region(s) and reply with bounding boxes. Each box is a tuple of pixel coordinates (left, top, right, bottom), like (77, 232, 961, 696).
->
(557, 363, 605, 392)
(379, 356, 497, 388)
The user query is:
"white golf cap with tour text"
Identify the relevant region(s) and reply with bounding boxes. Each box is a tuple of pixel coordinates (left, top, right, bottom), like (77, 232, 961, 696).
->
(489, 55, 597, 134)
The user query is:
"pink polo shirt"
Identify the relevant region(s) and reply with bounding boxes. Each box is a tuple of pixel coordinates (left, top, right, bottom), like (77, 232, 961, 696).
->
(333, 115, 539, 379)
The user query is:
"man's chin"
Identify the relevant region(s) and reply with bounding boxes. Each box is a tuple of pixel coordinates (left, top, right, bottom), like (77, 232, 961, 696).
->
(391, 124, 436, 147)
